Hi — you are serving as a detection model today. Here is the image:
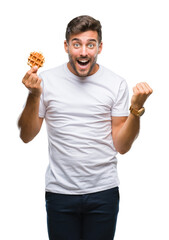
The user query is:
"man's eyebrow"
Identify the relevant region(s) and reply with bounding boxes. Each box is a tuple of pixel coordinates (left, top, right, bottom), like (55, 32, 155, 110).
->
(71, 38, 97, 42)
(87, 39, 97, 42)
(71, 38, 80, 42)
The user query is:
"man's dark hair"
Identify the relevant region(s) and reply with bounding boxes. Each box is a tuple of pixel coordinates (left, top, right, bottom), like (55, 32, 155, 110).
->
(66, 15, 102, 44)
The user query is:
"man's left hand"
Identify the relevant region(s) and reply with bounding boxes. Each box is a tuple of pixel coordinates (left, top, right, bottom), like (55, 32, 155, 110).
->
(131, 82, 153, 109)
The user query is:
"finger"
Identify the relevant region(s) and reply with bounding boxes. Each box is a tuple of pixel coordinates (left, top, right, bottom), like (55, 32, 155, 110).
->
(36, 78, 42, 86)
(31, 65, 39, 73)
(143, 82, 153, 94)
(32, 78, 42, 88)
(22, 71, 29, 84)
(23, 71, 39, 86)
(24, 75, 40, 89)
(23, 66, 38, 82)
(139, 82, 153, 96)
(32, 77, 42, 88)
(133, 86, 139, 95)
(29, 75, 37, 85)
(135, 83, 145, 94)
(22, 71, 32, 84)
(139, 82, 150, 94)
(28, 78, 42, 96)
(27, 66, 38, 76)
(136, 82, 151, 95)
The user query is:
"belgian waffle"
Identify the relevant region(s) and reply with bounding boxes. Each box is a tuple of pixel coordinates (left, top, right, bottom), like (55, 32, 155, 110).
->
(27, 51, 45, 68)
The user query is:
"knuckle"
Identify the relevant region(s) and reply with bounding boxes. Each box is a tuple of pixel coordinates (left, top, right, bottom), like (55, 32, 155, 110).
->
(26, 83, 31, 88)
(27, 71, 31, 77)
(35, 76, 39, 82)
(134, 92, 139, 96)
(138, 89, 144, 94)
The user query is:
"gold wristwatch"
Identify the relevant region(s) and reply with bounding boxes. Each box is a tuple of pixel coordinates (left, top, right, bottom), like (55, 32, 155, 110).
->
(129, 106, 145, 117)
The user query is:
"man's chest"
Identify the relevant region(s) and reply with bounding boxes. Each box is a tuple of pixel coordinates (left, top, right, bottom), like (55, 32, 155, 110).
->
(44, 81, 115, 119)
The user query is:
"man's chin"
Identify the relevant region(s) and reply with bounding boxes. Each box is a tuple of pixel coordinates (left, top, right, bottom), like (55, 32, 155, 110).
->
(76, 70, 90, 77)
(75, 64, 97, 77)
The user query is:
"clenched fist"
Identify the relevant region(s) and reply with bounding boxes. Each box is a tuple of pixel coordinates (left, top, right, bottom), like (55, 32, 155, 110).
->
(22, 66, 42, 97)
(131, 82, 153, 109)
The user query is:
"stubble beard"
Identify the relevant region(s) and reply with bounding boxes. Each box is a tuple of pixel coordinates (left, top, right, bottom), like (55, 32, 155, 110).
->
(68, 53, 98, 77)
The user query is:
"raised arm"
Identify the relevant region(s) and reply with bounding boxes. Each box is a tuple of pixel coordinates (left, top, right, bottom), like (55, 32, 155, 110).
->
(112, 82, 153, 154)
(18, 66, 43, 143)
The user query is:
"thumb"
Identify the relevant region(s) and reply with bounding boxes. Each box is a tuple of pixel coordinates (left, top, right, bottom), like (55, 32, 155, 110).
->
(31, 65, 38, 73)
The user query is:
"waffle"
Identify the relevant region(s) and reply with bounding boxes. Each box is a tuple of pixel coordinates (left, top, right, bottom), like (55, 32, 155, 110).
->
(27, 51, 45, 68)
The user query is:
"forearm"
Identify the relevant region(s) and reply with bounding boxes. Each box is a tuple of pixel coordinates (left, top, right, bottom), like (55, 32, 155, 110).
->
(114, 114, 140, 154)
(18, 93, 41, 143)
(112, 82, 153, 154)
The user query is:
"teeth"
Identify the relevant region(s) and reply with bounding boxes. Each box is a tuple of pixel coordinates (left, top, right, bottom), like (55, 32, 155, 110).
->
(80, 60, 88, 62)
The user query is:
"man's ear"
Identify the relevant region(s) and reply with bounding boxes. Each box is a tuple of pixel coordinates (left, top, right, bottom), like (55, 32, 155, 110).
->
(98, 41, 103, 54)
(64, 40, 69, 53)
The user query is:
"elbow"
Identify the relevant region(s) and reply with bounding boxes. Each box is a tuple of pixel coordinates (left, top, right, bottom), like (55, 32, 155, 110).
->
(118, 148, 130, 155)
(19, 129, 39, 143)
(19, 134, 31, 144)
(18, 124, 39, 143)
(19, 130, 32, 143)
(21, 138, 30, 144)
(18, 121, 28, 143)
(115, 144, 132, 155)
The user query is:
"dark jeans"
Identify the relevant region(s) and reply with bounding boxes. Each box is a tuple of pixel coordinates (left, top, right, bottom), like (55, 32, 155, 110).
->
(45, 187, 119, 240)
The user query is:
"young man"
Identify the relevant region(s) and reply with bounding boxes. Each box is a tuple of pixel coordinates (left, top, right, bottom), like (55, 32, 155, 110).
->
(18, 15, 153, 240)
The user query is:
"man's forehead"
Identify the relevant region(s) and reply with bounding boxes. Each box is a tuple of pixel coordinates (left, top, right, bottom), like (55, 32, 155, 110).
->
(69, 30, 99, 42)
(71, 37, 97, 42)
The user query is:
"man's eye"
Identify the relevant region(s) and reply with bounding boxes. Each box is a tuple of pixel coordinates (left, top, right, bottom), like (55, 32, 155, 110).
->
(74, 43, 80, 48)
(88, 44, 94, 48)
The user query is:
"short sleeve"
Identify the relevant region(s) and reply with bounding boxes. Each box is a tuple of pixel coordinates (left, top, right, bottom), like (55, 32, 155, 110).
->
(38, 74, 46, 118)
(111, 80, 129, 117)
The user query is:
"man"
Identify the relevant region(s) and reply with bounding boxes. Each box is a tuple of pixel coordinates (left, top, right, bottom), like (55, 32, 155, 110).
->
(18, 15, 153, 240)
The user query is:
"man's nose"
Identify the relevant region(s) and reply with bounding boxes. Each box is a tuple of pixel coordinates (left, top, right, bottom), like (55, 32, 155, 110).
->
(80, 45, 88, 56)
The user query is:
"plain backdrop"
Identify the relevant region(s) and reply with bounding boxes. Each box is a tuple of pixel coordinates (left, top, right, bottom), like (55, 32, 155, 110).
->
(0, 0, 169, 239)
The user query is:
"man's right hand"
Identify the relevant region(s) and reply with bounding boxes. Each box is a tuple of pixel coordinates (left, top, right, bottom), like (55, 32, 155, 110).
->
(22, 66, 42, 97)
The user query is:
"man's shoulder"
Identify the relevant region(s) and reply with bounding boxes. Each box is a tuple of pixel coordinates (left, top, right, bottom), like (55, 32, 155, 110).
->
(100, 65, 127, 85)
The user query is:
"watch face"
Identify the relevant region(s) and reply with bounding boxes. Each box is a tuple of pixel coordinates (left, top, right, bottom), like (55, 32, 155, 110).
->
(130, 106, 145, 117)
(138, 108, 145, 116)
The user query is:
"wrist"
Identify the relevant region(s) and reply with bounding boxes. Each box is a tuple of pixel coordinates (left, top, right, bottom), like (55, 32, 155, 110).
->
(28, 91, 41, 98)
(130, 103, 144, 110)
(129, 105, 145, 117)
(28, 92, 41, 102)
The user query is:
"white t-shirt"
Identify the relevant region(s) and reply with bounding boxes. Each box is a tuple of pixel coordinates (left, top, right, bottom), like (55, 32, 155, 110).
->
(39, 63, 129, 194)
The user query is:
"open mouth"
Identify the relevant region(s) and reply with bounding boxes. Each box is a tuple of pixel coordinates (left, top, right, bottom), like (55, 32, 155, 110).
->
(77, 59, 90, 66)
